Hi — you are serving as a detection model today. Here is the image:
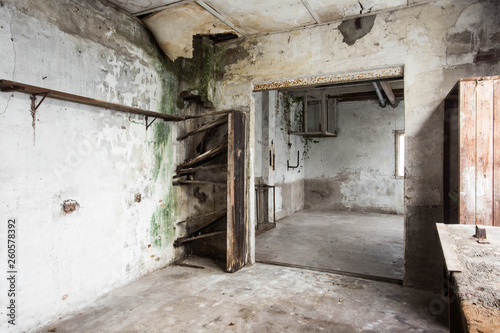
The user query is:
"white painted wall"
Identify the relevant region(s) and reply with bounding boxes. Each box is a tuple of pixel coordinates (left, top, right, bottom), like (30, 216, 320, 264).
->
(304, 100, 405, 214)
(255, 95, 404, 215)
(0, 1, 183, 331)
(254, 91, 305, 219)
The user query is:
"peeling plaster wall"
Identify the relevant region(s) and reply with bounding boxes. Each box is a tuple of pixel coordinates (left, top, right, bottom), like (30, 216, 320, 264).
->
(215, 0, 500, 291)
(0, 0, 184, 331)
(304, 100, 405, 214)
(254, 90, 305, 220)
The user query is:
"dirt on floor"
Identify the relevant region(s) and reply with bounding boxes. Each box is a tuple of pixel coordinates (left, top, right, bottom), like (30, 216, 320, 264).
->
(461, 302, 500, 333)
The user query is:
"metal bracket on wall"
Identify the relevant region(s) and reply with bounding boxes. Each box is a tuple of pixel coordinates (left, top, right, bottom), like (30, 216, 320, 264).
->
(145, 116, 157, 131)
(30, 92, 49, 112)
(29, 93, 48, 146)
(287, 150, 300, 171)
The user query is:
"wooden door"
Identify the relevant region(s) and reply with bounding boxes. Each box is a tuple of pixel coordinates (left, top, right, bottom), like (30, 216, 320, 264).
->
(458, 76, 500, 226)
(227, 111, 248, 272)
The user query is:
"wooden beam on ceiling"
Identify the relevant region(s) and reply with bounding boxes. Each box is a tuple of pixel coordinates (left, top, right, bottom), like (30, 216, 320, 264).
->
(194, 0, 247, 36)
(301, 0, 322, 24)
(379, 81, 398, 107)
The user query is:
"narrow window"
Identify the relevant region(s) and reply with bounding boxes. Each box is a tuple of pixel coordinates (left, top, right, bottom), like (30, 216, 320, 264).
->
(395, 130, 405, 178)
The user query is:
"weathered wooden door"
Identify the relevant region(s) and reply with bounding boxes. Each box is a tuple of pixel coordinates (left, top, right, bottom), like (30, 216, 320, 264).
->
(454, 76, 500, 226)
(227, 111, 248, 272)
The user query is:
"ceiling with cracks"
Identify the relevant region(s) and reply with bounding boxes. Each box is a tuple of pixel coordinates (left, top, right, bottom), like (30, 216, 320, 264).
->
(108, 0, 430, 60)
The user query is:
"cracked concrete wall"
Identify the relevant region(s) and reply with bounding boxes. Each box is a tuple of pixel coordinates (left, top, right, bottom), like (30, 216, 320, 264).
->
(0, 0, 185, 331)
(215, 0, 500, 291)
(304, 100, 405, 214)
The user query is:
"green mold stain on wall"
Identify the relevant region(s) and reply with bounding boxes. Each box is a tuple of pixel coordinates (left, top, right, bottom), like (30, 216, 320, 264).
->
(149, 59, 180, 248)
(150, 194, 176, 247)
(148, 36, 222, 249)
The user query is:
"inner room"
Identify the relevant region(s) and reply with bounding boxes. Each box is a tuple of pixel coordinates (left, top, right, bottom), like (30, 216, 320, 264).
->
(253, 79, 405, 281)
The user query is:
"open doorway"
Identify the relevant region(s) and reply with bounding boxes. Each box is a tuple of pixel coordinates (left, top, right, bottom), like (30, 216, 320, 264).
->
(253, 77, 405, 283)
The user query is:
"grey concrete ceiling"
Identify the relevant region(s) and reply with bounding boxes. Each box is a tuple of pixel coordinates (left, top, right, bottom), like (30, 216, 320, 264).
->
(107, 0, 429, 60)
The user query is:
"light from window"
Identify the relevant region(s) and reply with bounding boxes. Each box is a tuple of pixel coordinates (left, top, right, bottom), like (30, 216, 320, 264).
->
(396, 131, 405, 178)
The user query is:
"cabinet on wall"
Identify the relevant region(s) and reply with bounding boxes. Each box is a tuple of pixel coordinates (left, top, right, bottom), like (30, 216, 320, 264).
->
(444, 76, 500, 226)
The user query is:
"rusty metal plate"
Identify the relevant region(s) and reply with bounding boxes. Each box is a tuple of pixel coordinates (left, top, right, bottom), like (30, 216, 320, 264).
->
(253, 67, 404, 91)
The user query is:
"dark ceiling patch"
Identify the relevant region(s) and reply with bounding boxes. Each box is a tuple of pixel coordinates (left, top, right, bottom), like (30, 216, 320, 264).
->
(205, 33, 238, 44)
(338, 15, 376, 46)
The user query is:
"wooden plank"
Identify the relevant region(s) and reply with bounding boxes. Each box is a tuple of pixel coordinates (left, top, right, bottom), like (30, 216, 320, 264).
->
(183, 110, 232, 120)
(459, 75, 500, 82)
(176, 209, 227, 225)
(174, 231, 226, 246)
(177, 115, 228, 141)
(475, 80, 494, 226)
(379, 81, 398, 107)
(184, 211, 227, 238)
(459, 81, 477, 225)
(0, 79, 184, 122)
(175, 164, 227, 177)
(176, 143, 228, 170)
(436, 224, 463, 272)
(172, 180, 226, 186)
(226, 111, 248, 273)
(494, 80, 500, 226)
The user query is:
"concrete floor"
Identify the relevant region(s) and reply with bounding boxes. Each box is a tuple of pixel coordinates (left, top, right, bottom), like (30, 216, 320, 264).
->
(33, 257, 448, 332)
(256, 210, 404, 281)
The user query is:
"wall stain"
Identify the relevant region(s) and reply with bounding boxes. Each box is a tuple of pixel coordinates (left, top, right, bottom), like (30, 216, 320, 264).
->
(338, 15, 376, 46)
(150, 195, 176, 248)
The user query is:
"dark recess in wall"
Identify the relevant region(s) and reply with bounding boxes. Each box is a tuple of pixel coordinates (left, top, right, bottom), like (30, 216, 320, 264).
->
(338, 15, 376, 46)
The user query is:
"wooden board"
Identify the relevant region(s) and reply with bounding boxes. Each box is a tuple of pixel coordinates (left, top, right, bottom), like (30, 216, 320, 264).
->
(226, 111, 248, 273)
(0, 79, 184, 122)
(459, 81, 477, 225)
(176, 143, 228, 170)
(435, 224, 463, 272)
(494, 80, 500, 226)
(172, 180, 226, 186)
(475, 80, 494, 226)
(177, 115, 228, 141)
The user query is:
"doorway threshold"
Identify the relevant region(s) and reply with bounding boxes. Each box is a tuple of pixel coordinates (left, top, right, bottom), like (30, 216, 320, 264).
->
(256, 259, 403, 285)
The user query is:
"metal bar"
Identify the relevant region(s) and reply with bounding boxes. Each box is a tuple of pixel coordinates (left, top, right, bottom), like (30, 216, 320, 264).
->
(145, 116, 157, 130)
(301, 0, 322, 24)
(273, 185, 276, 224)
(132, 0, 194, 16)
(287, 151, 300, 170)
(372, 81, 386, 107)
(194, 0, 246, 36)
(34, 93, 48, 111)
(256, 260, 403, 285)
(255, 187, 260, 230)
